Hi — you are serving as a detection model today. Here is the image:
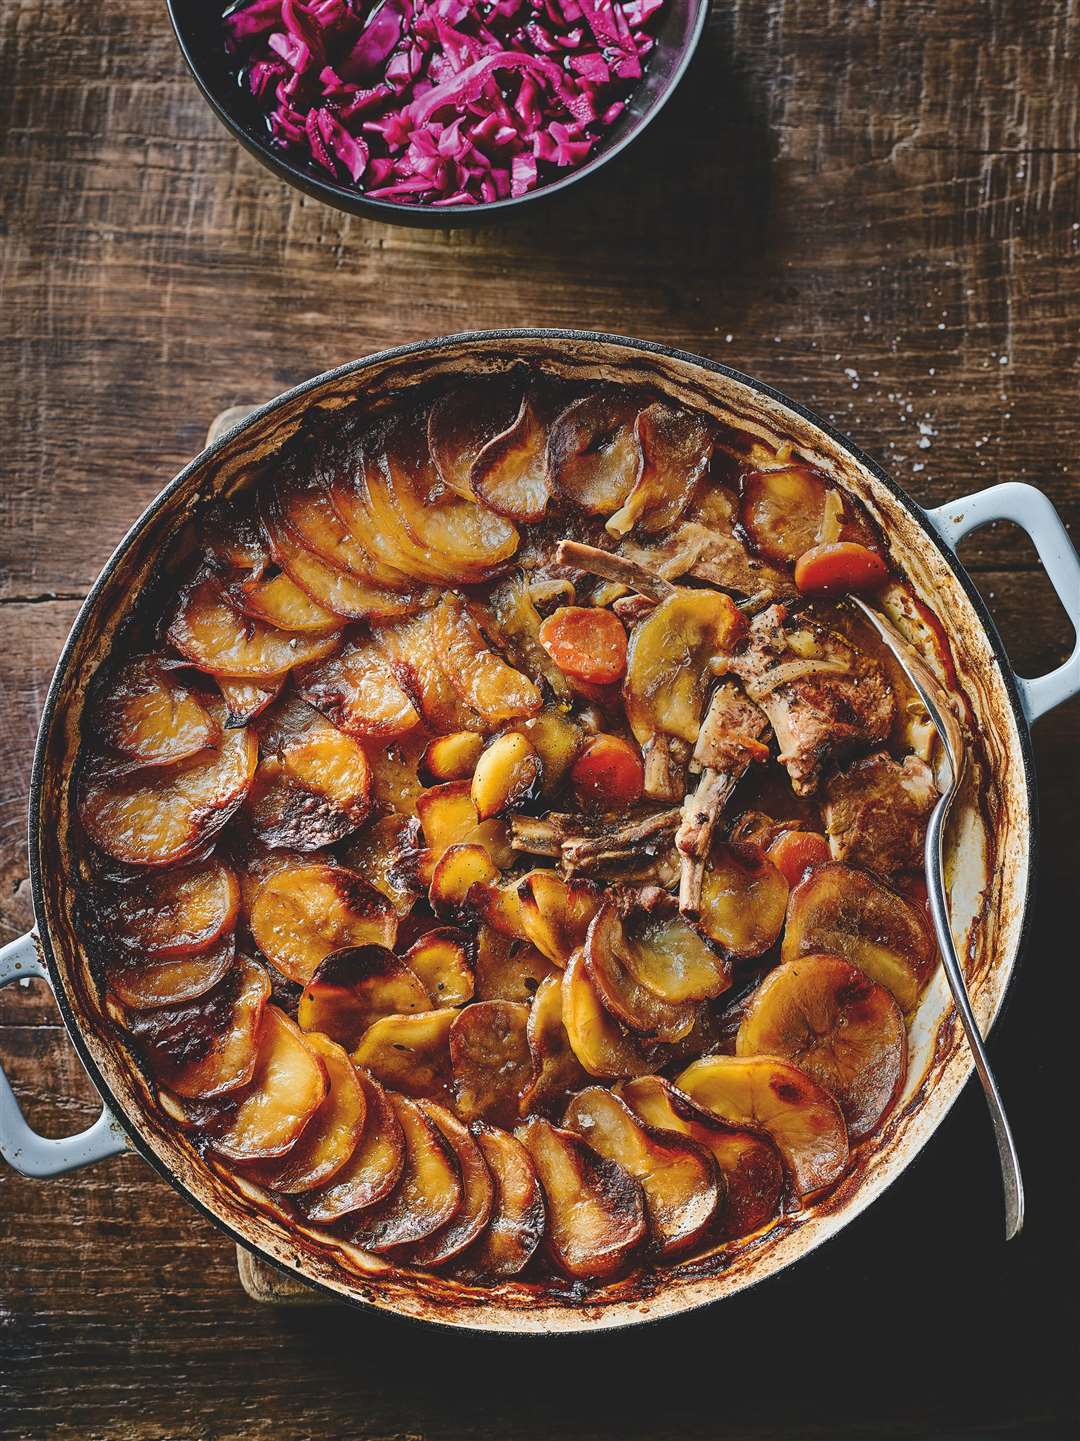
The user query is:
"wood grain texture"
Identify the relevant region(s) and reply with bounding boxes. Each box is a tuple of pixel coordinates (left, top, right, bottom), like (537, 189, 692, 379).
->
(1, 0, 1078, 1436)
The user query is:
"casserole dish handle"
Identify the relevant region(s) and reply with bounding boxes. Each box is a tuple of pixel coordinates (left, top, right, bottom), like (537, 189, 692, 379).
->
(0, 931, 128, 1176)
(925, 482, 1080, 723)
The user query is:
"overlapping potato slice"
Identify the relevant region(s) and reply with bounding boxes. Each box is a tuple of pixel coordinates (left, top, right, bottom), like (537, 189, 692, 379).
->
(108, 932, 236, 1011)
(297, 636, 422, 741)
(606, 402, 713, 537)
(427, 372, 522, 499)
(621, 905, 731, 1003)
(585, 904, 699, 1043)
(547, 388, 645, 515)
(365, 733, 427, 816)
(237, 571, 341, 635)
(782, 862, 935, 1011)
(520, 973, 589, 1116)
(302, 1067, 405, 1221)
(375, 609, 486, 732)
(247, 1031, 366, 1192)
(620, 1075, 784, 1240)
(518, 1116, 646, 1280)
(406, 1101, 495, 1267)
(741, 465, 877, 566)
(431, 595, 542, 725)
(275, 482, 410, 588)
(98, 657, 219, 768)
(473, 926, 558, 1003)
(450, 1000, 532, 1128)
(168, 570, 339, 680)
(403, 928, 475, 1006)
(471, 733, 541, 819)
(250, 863, 397, 984)
(563, 1087, 721, 1257)
(79, 722, 258, 867)
(464, 1123, 546, 1277)
(347, 1093, 462, 1253)
(422, 731, 485, 783)
(99, 860, 239, 959)
(353, 1008, 457, 1100)
(517, 870, 602, 967)
(338, 814, 419, 917)
(562, 948, 664, 1080)
(417, 782, 480, 858)
(249, 723, 372, 850)
(736, 954, 907, 1141)
(211, 1005, 328, 1161)
(696, 842, 789, 958)
(677, 1054, 849, 1196)
(429, 843, 500, 918)
(470, 392, 553, 522)
(217, 676, 283, 728)
(509, 709, 584, 791)
(624, 590, 745, 746)
(298, 946, 430, 1051)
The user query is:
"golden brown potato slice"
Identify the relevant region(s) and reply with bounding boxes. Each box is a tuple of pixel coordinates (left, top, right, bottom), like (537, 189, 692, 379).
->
(782, 862, 935, 1012)
(407, 1101, 495, 1267)
(98, 860, 239, 959)
(740, 464, 831, 565)
(98, 657, 219, 768)
(470, 392, 553, 522)
(563, 1087, 720, 1258)
(696, 842, 789, 958)
(302, 1067, 405, 1221)
(417, 782, 480, 858)
(547, 388, 645, 515)
(432, 595, 542, 725)
(250, 863, 397, 984)
(248, 723, 372, 851)
(606, 401, 713, 538)
(520, 973, 589, 1116)
(422, 731, 485, 783)
(620, 1075, 784, 1240)
(347, 1093, 462, 1253)
(352, 1008, 457, 1100)
(279, 482, 414, 592)
(676, 1054, 849, 1196)
(562, 949, 665, 1080)
(450, 1000, 532, 1128)
(473, 926, 558, 1003)
(237, 571, 340, 635)
(247, 1031, 366, 1193)
(297, 946, 430, 1051)
(332, 457, 453, 587)
(297, 636, 422, 741)
(464, 1123, 546, 1277)
(374, 609, 487, 733)
(403, 928, 475, 1006)
(471, 733, 541, 820)
(517, 870, 601, 967)
(624, 589, 745, 747)
(217, 676, 283, 728)
(168, 570, 340, 680)
(585, 904, 699, 1043)
(339, 813, 420, 917)
(427, 373, 523, 499)
(211, 1006, 329, 1162)
(518, 1116, 646, 1280)
(79, 723, 258, 867)
(364, 733, 427, 817)
(736, 954, 907, 1142)
(621, 906, 731, 1003)
(108, 932, 236, 1011)
(428, 843, 500, 918)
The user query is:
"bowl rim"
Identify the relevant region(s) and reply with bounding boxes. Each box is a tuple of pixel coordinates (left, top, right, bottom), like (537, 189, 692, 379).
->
(164, 0, 711, 226)
(27, 328, 1037, 1332)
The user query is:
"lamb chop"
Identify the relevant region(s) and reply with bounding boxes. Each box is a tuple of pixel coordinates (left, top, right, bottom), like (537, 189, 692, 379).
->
(823, 750, 938, 876)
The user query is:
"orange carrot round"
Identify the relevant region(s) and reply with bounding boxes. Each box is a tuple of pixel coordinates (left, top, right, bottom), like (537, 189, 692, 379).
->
(794, 542, 888, 597)
(538, 606, 628, 685)
(570, 734, 644, 808)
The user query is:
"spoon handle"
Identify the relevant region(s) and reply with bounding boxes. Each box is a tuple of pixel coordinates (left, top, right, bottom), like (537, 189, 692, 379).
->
(925, 800, 1024, 1240)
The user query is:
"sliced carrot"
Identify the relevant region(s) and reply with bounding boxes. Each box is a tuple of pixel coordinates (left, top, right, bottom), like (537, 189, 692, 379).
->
(794, 542, 888, 597)
(765, 829, 831, 888)
(570, 734, 644, 809)
(538, 606, 628, 685)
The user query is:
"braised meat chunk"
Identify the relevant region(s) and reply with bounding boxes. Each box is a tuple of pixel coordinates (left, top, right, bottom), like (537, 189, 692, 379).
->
(823, 751, 937, 875)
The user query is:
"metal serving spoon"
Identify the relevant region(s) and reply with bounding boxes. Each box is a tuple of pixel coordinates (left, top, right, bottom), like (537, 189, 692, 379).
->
(850, 595, 1024, 1240)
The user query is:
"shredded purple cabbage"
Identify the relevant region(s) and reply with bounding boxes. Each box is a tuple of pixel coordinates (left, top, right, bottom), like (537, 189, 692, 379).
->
(221, 0, 666, 206)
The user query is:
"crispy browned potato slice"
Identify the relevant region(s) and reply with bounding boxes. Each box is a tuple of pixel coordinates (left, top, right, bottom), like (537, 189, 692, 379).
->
(562, 948, 664, 1080)
(624, 589, 745, 746)
(79, 723, 258, 867)
(403, 928, 475, 1006)
(302, 1067, 405, 1221)
(432, 595, 542, 725)
(696, 842, 789, 958)
(279, 483, 415, 591)
(212, 1005, 329, 1162)
(217, 676, 283, 728)
(736, 954, 907, 1141)
(347, 1093, 462, 1253)
(237, 571, 340, 635)
(463, 1123, 546, 1277)
(250, 863, 397, 984)
(450, 1000, 532, 1128)
(374, 609, 487, 733)
(247, 1031, 366, 1193)
(470, 392, 553, 522)
(428, 843, 500, 918)
(298, 946, 430, 1051)
(333, 457, 455, 587)
(99, 860, 239, 959)
(339, 813, 420, 917)
(427, 373, 522, 499)
(416, 781, 479, 857)
(563, 1087, 720, 1258)
(676, 1054, 849, 1196)
(605, 401, 713, 538)
(471, 733, 541, 820)
(782, 862, 935, 1011)
(547, 388, 645, 515)
(98, 657, 219, 768)
(518, 1116, 646, 1280)
(585, 904, 699, 1043)
(407, 1101, 495, 1267)
(620, 1075, 784, 1240)
(621, 906, 731, 1003)
(297, 636, 422, 741)
(473, 926, 558, 1003)
(108, 932, 236, 1010)
(422, 731, 485, 783)
(517, 870, 602, 968)
(520, 973, 589, 1116)
(352, 1008, 457, 1100)
(249, 722, 372, 850)
(168, 570, 340, 680)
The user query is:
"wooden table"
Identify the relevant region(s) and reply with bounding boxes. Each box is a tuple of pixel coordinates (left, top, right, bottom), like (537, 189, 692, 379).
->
(2, 1, 1077, 1436)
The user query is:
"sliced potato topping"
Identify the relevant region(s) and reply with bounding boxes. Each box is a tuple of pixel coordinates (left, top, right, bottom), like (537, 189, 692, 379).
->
(374, 608, 486, 733)
(520, 973, 589, 1116)
(407, 1101, 495, 1267)
(427, 373, 522, 499)
(302, 1067, 405, 1222)
(250, 863, 397, 984)
(108, 933, 236, 1011)
(429, 843, 500, 917)
(432, 595, 542, 725)
(248, 1031, 366, 1192)
(622, 906, 731, 1003)
(696, 842, 789, 958)
(606, 402, 713, 538)
(278, 483, 414, 591)
(249, 722, 372, 851)
(212, 1006, 329, 1162)
(624, 590, 745, 746)
(471, 732, 541, 820)
(98, 657, 219, 768)
(168, 570, 340, 680)
(353, 1008, 457, 1100)
(337, 813, 419, 917)
(298, 636, 422, 741)
(547, 388, 644, 515)
(98, 860, 239, 959)
(473, 926, 558, 1004)
(585, 903, 700, 1044)
(298, 946, 430, 1051)
(422, 731, 485, 783)
(417, 781, 479, 858)
(470, 392, 553, 522)
(238, 571, 341, 635)
(562, 948, 664, 1081)
(465, 1123, 546, 1277)
(402, 928, 475, 1007)
(347, 1092, 462, 1253)
(450, 1000, 532, 1128)
(217, 676, 282, 728)
(518, 870, 601, 967)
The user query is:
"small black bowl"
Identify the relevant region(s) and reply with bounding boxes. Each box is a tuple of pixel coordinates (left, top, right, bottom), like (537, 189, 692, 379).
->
(166, 0, 709, 228)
